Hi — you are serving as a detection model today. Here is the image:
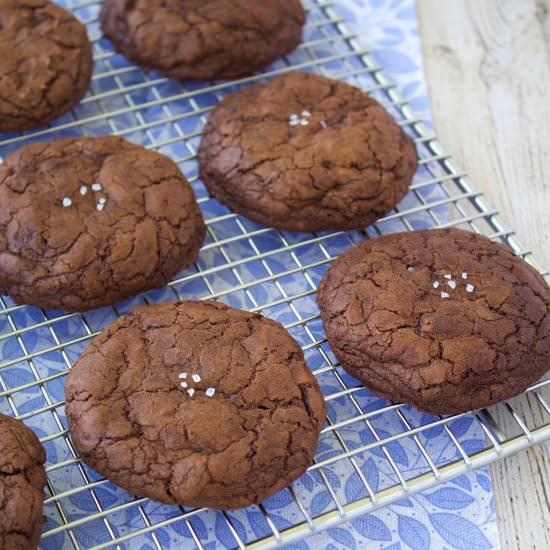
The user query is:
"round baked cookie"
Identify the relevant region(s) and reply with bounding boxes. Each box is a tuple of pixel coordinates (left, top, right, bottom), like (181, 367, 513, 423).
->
(100, 0, 305, 82)
(317, 228, 550, 415)
(0, 414, 47, 550)
(0, 136, 206, 312)
(65, 301, 326, 509)
(0, 0, 92, 133)
(198, 72, 418, 232)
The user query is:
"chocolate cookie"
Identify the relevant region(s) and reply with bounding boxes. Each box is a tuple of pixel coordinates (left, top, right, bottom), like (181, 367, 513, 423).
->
(0, 414, 47, 550)
(317, 228, 550, 415)
(100, 0, 305, 82)
(0, 0, 92, 133)
(0, 136, 206, 312)
(65, 301, 326, 509)
(198, 72, 418, 232)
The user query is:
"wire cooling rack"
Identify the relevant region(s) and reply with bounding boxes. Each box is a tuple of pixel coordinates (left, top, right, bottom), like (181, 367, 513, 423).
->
(1, 1, 549, 548)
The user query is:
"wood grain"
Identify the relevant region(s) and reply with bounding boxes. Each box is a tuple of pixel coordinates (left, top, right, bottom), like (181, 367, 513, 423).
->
(416, 0, 550, 548)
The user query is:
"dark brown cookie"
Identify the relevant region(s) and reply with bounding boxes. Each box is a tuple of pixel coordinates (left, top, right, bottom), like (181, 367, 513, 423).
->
(198, 72, 418, 232)
(0, 136, 206, 312)
(0, 414, 47, 550)
(317, 228, 550, 415)
(100, 0, 305, 82)
(0, 0, 92, 133)
(65, 300, 326, 509)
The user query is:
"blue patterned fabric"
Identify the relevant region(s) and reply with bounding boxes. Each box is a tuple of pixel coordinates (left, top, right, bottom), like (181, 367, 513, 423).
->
(296, 1, 499, 548)
(0, 1, 501, 549)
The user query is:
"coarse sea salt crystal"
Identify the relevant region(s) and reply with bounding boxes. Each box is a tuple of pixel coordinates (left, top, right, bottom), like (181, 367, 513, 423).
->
(92, 183, 102, 192)
(205, 387, 216, 397)
(433, 281, 440, 288)
(462, 272, 468, 279)
(62, 197, 72, 207)
(187, 388, 195, 397)
(180, 382, 188, 388)
(466, 284, 474, 293)
(178, 373, 187, 379)
(96, 202, 105, 212)
(448, 280, 456, 289)
(444, 274, 452, 280)
(290, 120, 299, 126)
(80, 186, 88, 195)
(441, 292, 450, 299)
(192, 374, 201, 383)
(302, 110, 312, 117)
(300, 119, 309, 126)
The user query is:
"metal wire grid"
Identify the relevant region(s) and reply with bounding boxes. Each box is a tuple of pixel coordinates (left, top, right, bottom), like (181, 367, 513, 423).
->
(0, 0, 548, 548)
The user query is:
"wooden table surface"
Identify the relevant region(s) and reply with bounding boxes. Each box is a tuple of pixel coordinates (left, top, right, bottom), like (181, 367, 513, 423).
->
(416, 1, 550, 548)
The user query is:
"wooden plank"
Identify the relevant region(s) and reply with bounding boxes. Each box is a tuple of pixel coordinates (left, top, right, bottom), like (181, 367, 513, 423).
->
(416, 0, 550, 548)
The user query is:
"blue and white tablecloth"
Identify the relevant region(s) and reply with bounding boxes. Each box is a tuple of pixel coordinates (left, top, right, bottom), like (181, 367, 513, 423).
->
(0, 2, 501, 549)
(293, 1, 499, 549)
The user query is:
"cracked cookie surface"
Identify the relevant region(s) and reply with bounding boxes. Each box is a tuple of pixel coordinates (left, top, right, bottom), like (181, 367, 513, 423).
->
(65, 300, 326, 509)
(317, 228, 550, 415)
(0, 414, 46, 550)
(198, 72, 418, 232)
(100, 0, 305, 81)
(0, 0, 92, 133)
(0, 136, 206, 312)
